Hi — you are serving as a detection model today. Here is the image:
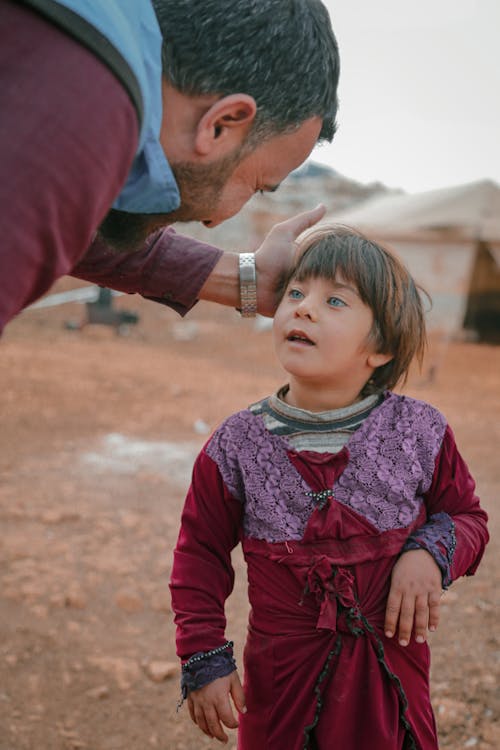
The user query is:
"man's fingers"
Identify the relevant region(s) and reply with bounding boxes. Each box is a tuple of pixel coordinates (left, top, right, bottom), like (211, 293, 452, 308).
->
(275, 203, 326, 239)
(290, 203, 326, 234)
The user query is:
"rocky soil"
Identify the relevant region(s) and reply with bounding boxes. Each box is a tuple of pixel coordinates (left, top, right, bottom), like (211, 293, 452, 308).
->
(0, 283, 498, 749)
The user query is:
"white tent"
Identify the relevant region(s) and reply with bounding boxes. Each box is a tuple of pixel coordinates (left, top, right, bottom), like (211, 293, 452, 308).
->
(327, 180, 500, 340)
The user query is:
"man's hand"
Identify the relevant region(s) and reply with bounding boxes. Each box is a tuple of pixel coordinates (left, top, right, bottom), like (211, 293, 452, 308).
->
(187, 671, 246, 744)
(255, 204, 326, 316)
(384, 549, 443, 646)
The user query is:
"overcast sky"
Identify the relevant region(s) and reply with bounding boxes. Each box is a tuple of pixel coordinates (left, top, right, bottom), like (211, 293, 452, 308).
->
(310, 0, 500, 193)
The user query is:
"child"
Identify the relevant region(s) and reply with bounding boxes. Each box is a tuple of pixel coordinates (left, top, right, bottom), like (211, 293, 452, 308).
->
(170, 226, 488, 750)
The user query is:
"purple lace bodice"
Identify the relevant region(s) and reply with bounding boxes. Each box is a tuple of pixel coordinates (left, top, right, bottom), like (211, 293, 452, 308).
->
(205, 393, 447, 541)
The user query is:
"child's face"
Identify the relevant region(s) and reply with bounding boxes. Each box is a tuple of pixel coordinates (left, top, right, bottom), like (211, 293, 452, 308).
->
(273, 273, 389, 394)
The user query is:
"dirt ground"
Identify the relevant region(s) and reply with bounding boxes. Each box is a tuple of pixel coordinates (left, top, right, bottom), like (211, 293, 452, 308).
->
(1, 282, 499, 750)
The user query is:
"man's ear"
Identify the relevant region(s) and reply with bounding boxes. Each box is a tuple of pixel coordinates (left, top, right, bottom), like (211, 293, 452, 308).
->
(367, 351, 393, 369)
(194, 94, 257, 157)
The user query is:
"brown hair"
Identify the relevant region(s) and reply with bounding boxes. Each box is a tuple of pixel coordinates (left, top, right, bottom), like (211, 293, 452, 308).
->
(284, 224, 428, 395)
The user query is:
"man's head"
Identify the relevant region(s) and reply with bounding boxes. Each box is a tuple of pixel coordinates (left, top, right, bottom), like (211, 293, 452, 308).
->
(99, 1, 340, 248)
(152, 0, 340, 145)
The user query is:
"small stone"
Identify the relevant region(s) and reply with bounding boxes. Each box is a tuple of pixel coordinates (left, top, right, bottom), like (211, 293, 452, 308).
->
(88, 656, 141, 691)
(41, 509, 80, 524)
(464, 739, 478, 748)
(143, 660, 179, 683)
(115, 590, 144, 613)
(85, 685, 110, 700)
(64, 587, 87, 609)
(120, 511, 142, 530)
(62, 671, 72, 687)
(30, 604, 48, 618)
(193, 419, 210, 435)
(20, 581, 43, 599)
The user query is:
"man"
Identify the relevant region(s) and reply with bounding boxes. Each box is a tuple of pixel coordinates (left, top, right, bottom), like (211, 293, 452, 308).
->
(0, 0, 340, 331)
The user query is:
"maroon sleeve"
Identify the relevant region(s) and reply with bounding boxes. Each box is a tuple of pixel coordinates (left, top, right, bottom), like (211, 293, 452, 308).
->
(170, 448, 243, 659)
(0, 3, 138, 332)
(421, 425, 488, 580)
(71, 228, 223, 316)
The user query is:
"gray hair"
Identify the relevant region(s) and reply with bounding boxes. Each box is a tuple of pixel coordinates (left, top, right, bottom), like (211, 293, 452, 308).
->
(152, 0, 340, 145)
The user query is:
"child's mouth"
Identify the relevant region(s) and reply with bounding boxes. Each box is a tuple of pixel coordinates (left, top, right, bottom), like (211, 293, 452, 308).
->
(287, 331, 315, 345)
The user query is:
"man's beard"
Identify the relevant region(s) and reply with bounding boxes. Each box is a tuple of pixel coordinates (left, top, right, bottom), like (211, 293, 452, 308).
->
(98, 149, 242, 252)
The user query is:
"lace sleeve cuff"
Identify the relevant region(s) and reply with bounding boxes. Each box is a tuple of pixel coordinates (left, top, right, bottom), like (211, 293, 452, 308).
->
(402, 511, 457, 588)
(180, 642, 236, 699)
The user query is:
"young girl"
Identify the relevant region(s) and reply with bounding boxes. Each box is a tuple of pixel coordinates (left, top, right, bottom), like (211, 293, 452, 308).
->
(170, 226, 488, 750)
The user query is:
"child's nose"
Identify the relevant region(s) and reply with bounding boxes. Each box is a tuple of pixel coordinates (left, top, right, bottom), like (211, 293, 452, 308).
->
(295, 298, 317, 320)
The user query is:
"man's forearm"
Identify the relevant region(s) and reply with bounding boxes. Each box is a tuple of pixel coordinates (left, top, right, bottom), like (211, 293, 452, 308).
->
(71, 227, 224, 316)
(198, 251, 240, 308)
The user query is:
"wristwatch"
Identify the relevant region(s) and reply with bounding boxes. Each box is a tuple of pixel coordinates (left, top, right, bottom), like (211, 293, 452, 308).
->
(238, 253, 257, 318)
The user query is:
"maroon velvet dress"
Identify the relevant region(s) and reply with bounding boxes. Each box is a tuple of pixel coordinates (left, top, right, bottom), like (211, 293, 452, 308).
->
(170, 393, 488, 750)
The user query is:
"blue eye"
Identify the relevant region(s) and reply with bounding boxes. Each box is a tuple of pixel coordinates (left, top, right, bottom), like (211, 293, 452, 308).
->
(288, 288, 304, 300)
(327, 296, 346, 307)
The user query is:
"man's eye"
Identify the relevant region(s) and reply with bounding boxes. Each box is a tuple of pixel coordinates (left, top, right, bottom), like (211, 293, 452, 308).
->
(327, 296, 346, 307)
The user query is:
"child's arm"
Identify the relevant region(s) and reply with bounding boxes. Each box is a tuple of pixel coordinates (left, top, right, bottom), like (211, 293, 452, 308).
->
(187, 672, 246, 743)
(170, 445, 246, 735)
(384, 424, 489, 646)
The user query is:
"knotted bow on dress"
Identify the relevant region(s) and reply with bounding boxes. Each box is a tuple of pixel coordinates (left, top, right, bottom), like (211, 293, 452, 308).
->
(304, 558, 358, 632)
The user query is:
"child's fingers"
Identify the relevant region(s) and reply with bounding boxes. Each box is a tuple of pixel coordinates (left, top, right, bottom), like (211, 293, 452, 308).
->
(384, 588, 403, 639)
(195, 704, 228, 743)
(187, 694, 196, 724)
(413, 593, 430, 643)
(214, 694, 239, 732)
(396, 595, 416, 647)
(230, 672, 247, 714)
(428, 589, 442, 632)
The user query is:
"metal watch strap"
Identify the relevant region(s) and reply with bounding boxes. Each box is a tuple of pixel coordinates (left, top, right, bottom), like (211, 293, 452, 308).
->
(239, 253, 257, 318)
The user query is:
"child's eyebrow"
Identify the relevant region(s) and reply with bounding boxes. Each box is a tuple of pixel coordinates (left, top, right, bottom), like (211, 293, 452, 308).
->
(330, 281, 360, 297)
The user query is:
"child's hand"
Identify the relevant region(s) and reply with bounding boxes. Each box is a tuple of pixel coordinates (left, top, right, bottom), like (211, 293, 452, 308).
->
(384, 549, 443, 646)
(187, 671, 246, 744)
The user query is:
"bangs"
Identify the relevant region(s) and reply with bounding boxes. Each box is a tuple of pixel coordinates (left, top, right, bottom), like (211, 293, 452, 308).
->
(292, 229, 391, 310)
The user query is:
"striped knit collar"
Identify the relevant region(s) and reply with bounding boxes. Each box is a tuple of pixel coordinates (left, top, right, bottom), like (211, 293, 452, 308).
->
(266, 386, 383, 431)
